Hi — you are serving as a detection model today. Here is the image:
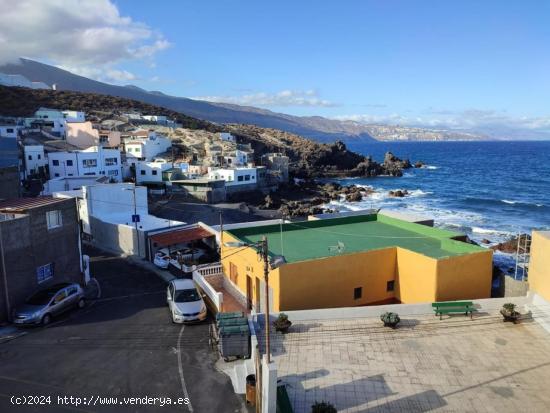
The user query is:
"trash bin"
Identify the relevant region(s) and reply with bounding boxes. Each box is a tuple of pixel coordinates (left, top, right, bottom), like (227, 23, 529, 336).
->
(219, 325, 250, 359)
(216, 311, 245, 321)
(246, 374, 256, 405)
(216, 316, 248, 328)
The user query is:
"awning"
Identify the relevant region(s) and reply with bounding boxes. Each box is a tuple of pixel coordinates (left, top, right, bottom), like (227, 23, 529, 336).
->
(150, 227, 214, 247)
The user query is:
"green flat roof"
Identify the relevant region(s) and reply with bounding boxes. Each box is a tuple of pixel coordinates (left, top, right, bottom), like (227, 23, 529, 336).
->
(226, 214, 487, 263)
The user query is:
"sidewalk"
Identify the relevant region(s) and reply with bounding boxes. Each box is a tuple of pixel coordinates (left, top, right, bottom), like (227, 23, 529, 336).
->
(0, 325, 27, 344)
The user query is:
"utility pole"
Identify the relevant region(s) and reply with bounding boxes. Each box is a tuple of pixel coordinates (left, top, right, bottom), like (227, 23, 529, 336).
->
(132, 186, 140, 256)
(0, 224, 10, 322)
(261, 235, 271, 364)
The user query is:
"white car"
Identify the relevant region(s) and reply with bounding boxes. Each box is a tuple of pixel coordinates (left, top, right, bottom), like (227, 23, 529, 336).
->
(154, 252, 171, 269)
(166, 279, 208, 323)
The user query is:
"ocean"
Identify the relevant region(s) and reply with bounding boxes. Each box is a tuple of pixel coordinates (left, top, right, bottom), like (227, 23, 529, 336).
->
(327, 141, 550, 251)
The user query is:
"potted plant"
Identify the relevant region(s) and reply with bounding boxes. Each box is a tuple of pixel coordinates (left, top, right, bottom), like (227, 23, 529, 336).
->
(273, 313, 292, 333)
(500, 303, 521, 323)
(380, 312, 400, 328)
(311, 401, 337, 413)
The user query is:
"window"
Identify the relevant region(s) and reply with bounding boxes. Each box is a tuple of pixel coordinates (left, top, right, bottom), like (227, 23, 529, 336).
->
(54, 173, 60, 177)
(7, 128, 14, 133)
(386, 280, 395, 292)
(140, 170, 146, 175)
(36, 263, 54, 284)
(99, 136, 108, 143)
(354, 287, 362, 300)
(229, 262, 238, 285)
(52, 159, 59, 166)
(252, 175, 255, 180)
(46, 210, 62, 229)
(238, 176, 244, 182)
(152, 170, 158, 176)
(82, 159, 97, 168)
(66, 160, 73, 166)
(108, 170, 118, 176)
(68, 174, 73, 176)
(244, 175, 250, 181)
(105, 157, 117, 166)
(37, 154, 41, 160)
(28, 155, 32, 160)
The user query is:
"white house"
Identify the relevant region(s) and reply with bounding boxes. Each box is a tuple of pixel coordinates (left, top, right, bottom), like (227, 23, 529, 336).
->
(224, 149, 248, 167)
(124, 134, 171, 163)
(208, 166, 258, 187)
(53, 183, 184, 257)
(42, 175, 109, 195)
(23, 145, 47, 177)
(62, 110, 85, 122)
(219, 132, 236, 143)
(48, 146, 122, 181)
(136, 159, 172, 184)
(0, 125, 18, 138)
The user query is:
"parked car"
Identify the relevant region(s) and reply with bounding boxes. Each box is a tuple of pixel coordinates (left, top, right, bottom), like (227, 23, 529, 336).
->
(13, 283, 85, 326)
(166, 279, 207, 323)
(154, 252, 171, 269)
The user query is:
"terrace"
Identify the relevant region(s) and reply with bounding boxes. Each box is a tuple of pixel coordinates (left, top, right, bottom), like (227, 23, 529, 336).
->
(258, 296, 550, 412)
(227, 213, 485, 262)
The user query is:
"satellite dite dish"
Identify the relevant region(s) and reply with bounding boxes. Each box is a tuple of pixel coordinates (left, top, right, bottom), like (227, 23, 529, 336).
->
(328, 241, 346, 254)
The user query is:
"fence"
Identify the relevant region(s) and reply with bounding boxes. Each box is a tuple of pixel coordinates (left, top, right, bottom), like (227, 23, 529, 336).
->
(196, 262, 223, 277)
(193, 270, 223, 312)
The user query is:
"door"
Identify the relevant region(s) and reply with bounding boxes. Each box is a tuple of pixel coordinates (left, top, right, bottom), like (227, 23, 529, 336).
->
(50, 290, 68, 315)
(246, 275, 253, 310)
(255, 278, 261, 311)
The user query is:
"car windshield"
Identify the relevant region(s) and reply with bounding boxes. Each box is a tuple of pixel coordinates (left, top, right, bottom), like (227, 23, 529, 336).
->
(174, 288, 201, 303)
(27, 290, 56, 305)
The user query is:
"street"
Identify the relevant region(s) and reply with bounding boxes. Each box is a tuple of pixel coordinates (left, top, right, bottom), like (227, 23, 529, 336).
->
(0, 247, 248, 413)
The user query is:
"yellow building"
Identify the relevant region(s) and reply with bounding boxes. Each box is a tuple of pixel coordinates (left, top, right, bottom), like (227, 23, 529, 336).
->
(528, 231, 550, 301)
(221, 214, 493, 312)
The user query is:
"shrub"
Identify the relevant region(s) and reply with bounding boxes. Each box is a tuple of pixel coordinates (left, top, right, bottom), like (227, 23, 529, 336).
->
(311, 401, 337, 413)
(502, 303, 516, 313)
(380, 312, 400, 326)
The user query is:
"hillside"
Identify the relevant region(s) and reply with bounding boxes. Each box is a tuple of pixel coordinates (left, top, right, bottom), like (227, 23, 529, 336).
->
(0, 85, 411, 178)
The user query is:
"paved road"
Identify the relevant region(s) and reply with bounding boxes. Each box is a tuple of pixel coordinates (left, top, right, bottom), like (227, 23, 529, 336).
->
(0, 247, 248, 413)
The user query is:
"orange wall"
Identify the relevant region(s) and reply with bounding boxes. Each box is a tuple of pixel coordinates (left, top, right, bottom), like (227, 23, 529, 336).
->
(395, 248, 438, 303)
(528, 231, 550, 302)
(277, 248, 397, 311)
(435, 250, 493, 301)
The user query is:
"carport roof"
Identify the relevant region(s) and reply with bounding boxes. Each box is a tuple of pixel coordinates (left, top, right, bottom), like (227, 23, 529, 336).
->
(150, 226, 214, 247)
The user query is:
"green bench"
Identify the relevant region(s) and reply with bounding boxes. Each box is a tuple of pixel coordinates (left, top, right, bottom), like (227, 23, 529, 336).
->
(432, 301, 477, 320)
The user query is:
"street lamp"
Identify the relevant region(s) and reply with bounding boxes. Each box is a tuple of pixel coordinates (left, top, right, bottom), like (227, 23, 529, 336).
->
(223, 237, 286, 364)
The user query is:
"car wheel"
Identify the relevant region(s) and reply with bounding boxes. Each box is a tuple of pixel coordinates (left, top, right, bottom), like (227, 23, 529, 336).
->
(41, 314, 52, 325)
(77, 298, 85, 309)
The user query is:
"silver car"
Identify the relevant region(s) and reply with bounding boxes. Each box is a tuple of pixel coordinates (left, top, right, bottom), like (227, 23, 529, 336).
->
(167, 279, 207, 323)
(13, 283, 85, 325)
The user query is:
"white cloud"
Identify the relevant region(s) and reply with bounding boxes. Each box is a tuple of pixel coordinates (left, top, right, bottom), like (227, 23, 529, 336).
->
(335, 110, 550, 136)
(192, 90, 337, 108)
(0, 0, 170, 83)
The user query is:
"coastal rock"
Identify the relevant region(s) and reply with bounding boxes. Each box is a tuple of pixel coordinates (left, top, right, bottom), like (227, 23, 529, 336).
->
(345, 191, 363, 202)
(481, 238, 491, 245)
(389, 189, 409, 198)
(382, 152, 412, 177)
(415, 161, 425, 168)
(491, 234, 531, 254)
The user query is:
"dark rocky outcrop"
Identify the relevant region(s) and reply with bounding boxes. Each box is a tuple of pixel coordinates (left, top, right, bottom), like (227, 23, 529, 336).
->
(491, 234, 531, 254)
(415, 161, 425, 168)
(389, 189, 409, 198)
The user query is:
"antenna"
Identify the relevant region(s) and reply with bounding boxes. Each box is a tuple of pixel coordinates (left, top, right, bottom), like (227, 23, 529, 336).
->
(328, 241, 346, 254)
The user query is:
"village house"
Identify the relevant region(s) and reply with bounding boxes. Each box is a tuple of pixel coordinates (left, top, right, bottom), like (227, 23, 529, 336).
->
(23, 145, 47, 178)
(47, 146, 122, 182)
(207, 166, 259, 193)
(123, 132, 171, 165)
(0, 197, 83, 323)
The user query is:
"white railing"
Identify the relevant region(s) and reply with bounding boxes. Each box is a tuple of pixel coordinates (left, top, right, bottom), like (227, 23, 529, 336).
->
(196, 262, 223, 277)
(193, 270, 223, 312)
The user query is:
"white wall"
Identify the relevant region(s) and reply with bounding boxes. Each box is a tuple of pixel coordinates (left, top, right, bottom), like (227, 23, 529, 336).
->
(62, 110, 85, 122)
(23, 145, 47, 176)
(48, 147, 122, 181)
(136, 160, 171, 183)
(208, 167, 257, 186)
(0, 126, 18, 138)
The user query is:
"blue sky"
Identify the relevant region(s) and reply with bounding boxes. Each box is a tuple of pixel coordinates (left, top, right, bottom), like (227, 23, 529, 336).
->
(1, 0, 549, 136)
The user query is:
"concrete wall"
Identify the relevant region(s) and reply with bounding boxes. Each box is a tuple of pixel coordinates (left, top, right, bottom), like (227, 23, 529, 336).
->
(0, 199, 82, 322)
(89, 215, 146, 257)
(279, 248, 397, 310)
(0, 166, 20, 200)
(66, 122, 99, 149)
(395, 248, 438, 303)
(528, 231, 550, 302)
(435, 250, 493, 301)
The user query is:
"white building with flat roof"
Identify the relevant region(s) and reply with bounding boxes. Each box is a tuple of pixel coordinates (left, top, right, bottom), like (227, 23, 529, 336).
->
(0, 125, 19, 138)
(23, 145, 47, 177)
(124, 134, 171, 163)
(208, 166, 257, 187)
(48, 146, 122, 181)
(136, 159, 172, 184)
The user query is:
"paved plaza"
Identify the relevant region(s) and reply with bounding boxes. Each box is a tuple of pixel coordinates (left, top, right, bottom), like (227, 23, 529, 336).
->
(270, 309, 550, 412)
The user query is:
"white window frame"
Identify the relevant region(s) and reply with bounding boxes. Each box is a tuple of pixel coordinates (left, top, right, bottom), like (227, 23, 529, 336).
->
(36, 263, 54, 284)
(46, 210, 62, 229)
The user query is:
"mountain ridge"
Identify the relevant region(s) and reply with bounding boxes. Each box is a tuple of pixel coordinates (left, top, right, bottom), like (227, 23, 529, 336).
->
(0, 58, 488, 142)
